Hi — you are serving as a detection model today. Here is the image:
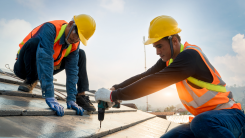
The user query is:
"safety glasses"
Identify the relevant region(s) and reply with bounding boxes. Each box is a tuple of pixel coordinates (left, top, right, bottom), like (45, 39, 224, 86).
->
(72, 24, 80, 41)
(74, 25, 79, 36)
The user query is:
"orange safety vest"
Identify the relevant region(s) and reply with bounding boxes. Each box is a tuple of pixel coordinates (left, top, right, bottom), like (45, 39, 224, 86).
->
(166, 42, 241, 116)
(18, 20, 79, 66)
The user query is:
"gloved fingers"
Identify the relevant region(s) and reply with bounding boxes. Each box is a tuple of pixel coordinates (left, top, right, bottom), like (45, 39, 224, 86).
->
(47, 102, 57, 112)
(57, 108, 64, 116)
(56, 105, 64, 116)
(107, 102, 115, 108)
(47, 102, 55, 109)
(95, 88, 112, 102)
(74, 107, 80, 115)
(110, 87, 115, 91)
(79, 108, 84, 116)
(95, 91, 100, 102)
(77, 107, 84, 116)
(67, 103, 71, 109)
(71, 105, 84, 116)
(60, 105, 65, 116)
(54, 104, 64, 116)
(76, 108, 80, 115)
(67, 101, 75, 109)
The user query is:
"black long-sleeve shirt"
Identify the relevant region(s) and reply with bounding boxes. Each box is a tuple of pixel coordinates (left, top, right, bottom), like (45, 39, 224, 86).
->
(111, 48, 214, 101)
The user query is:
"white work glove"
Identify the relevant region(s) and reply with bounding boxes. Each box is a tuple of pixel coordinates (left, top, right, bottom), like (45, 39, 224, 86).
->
(95, 88, 115, 109)
(95, 88, 113, 102)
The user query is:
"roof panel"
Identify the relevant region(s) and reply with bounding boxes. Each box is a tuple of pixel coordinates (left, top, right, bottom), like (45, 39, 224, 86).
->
(105, 117, 180, 138)
(0, 112, 155, 137)
(0, 68, 179, 137)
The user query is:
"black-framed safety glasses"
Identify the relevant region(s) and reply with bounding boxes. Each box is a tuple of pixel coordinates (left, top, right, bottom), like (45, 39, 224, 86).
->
(73, 25, 79, 36)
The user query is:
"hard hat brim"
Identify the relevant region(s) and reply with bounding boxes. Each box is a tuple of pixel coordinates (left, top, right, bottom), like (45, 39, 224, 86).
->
(74, 15, 88, 46)
(144, 28, 182, 45)
(144, 37, 163, 45)
(78, 30, 87, 46)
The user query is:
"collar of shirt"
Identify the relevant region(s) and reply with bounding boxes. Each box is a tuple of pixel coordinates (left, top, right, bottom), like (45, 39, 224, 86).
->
(59, 31, 69, 46)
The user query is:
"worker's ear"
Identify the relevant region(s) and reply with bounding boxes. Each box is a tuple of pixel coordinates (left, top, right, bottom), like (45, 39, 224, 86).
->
(68, 21, 74, 27)
(172, 36, 179, 46)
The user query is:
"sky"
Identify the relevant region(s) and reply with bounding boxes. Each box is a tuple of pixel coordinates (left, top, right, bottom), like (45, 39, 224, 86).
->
(0, 0, 245, 109)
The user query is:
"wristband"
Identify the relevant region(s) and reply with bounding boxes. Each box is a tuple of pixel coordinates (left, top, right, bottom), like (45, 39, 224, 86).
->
(110, 92, 113, 102)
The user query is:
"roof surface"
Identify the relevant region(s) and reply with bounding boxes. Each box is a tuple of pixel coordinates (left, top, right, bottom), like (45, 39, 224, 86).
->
(150, 112, 175, 116)
(0, 68, 180, 137)
(121, 103, 138, 110)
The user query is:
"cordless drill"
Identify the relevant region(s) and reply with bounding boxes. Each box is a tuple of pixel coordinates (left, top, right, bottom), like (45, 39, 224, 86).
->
(98, 101, 120, 128)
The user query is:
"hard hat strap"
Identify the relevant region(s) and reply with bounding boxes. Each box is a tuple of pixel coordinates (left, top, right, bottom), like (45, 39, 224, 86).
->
(168, 36, 174, 58)
(65, 23, 76, 46)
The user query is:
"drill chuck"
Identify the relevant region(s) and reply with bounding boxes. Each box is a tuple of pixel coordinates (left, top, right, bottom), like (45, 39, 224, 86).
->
(98, 108, 105, 121)
(98, 101, 120, 128)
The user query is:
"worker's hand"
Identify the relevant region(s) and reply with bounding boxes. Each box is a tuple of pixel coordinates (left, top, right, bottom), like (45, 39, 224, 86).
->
(46, 97, 64, 116)
(67, 101, 84, 116)
(95, 88, 113, 103)
(110, 87, 115, 91)
(106, 102, 116, 110)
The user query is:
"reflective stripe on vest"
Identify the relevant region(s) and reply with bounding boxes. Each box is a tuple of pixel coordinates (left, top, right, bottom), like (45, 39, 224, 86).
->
(179, 79, 230, 109)
(17, 24, 72, 58)
(168, 44, 227, 93)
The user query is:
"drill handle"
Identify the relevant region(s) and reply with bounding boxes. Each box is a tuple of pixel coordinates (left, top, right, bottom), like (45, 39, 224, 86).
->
(112, 101, 120, 108)
(98, 101, 108, 109)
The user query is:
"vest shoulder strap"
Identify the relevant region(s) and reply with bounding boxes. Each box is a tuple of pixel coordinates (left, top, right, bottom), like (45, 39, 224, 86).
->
(54, 24, 67, 43)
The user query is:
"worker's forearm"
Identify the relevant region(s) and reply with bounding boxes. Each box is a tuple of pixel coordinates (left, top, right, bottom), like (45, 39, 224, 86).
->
(36, 45, 55, 98)
(113, 58, 166, 89)
(35, 23, 56, 98)
(111, 51, 196, 101)
(111, 73, 176, 101)
(113, 74, 146, 89)
(65, 48, 79, 102)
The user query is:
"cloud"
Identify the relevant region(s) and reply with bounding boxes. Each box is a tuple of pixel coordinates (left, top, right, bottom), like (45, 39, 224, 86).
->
(0, 19, 32, 69)
(100, 0, 125, 13)
(0, 19, 32, 42)
(214, 34, 245, 86)
(16, 0, 45, 15)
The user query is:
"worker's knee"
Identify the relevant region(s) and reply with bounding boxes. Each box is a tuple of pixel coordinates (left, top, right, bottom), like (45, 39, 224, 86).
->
(190, 112, 212, 130)
(79, 49, 86, 59)
(161, 124, 195, 138)
(78, 49, 87, 66)
(189, 114, 210, 137)
(241, 126, 245, 138)
(190, 111, 222, 136)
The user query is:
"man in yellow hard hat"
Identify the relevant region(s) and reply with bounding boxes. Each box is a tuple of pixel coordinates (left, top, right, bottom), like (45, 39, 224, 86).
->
(14, 14, 96, 116)
(95, 15, 245, 137)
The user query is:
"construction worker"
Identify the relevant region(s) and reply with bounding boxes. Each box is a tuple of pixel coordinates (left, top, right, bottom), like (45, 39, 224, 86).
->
(14, 14, 96, 116)
(95, 15, 245, 137)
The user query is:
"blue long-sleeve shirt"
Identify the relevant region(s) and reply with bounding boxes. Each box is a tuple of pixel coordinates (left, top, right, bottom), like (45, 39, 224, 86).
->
(35, 22, 79, 102)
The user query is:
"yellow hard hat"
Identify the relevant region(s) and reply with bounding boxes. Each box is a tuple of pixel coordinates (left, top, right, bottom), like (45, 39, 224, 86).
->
(144, 15, 181, 45)
(74, 14, 96, 46)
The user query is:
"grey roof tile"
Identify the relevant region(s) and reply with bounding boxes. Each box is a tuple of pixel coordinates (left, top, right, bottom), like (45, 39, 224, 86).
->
(0, 112, 155, 137)
(105, 117, 180, 138)
(0, 68, 178, 137)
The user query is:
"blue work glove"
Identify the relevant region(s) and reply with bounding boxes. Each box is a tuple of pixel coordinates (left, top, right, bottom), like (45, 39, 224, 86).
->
(46, 97, 64, 116)
(67, 101, 84, 116)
